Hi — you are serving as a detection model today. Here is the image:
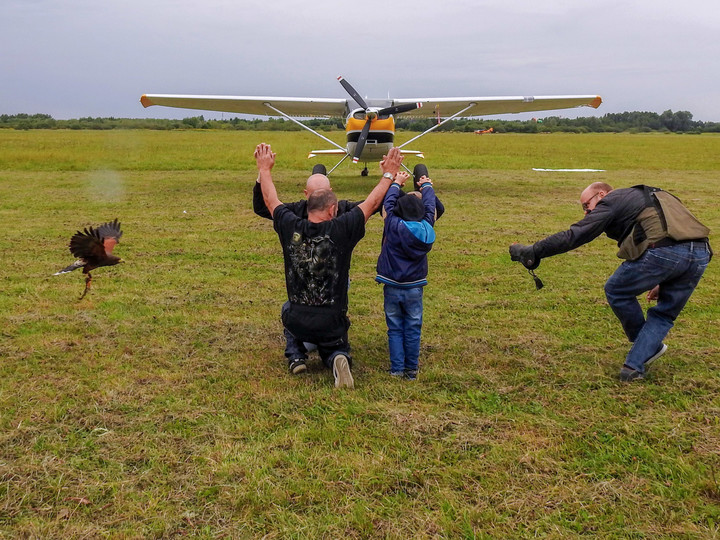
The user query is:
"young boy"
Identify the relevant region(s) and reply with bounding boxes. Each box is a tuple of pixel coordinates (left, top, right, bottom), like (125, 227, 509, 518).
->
(375, 169, 437, 380)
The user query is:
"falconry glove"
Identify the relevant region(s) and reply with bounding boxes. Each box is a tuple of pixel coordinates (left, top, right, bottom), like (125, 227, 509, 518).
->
(509, 243, 540, 270)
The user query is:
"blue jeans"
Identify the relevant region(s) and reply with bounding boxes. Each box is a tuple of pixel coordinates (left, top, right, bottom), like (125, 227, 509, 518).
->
(604, 241, 711, 372)
(384, 285, 424, 373)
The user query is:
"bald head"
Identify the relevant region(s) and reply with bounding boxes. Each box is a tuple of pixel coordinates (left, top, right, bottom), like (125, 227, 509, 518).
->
(304, 174, 331, 197)
(581, 182, 613, 198)
(580, 182, 614, 214)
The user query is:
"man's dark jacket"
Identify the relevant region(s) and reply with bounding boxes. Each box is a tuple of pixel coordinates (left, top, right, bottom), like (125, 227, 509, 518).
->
(533, 187, 648, 258)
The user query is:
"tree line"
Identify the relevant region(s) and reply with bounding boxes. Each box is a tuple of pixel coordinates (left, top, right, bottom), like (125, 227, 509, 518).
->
(2, 110, 719, 133)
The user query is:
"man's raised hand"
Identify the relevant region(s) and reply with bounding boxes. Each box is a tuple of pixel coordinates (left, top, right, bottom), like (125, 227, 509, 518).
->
(254, 143, 276, 172)
(380, 147, 403, 177)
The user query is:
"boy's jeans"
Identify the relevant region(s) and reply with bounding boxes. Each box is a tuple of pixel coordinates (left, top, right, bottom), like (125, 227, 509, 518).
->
(604, 241, 711, 372)
(384, 285, 424, 373)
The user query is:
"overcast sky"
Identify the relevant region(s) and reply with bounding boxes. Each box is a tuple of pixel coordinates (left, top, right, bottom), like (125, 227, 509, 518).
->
(2, 0, 719, 121)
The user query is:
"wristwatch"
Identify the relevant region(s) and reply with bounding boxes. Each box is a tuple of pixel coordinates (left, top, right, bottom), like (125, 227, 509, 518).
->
(382, 172, 395, 180)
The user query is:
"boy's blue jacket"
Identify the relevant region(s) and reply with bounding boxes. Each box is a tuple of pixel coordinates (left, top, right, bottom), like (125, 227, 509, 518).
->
(375, 183, 436, 288)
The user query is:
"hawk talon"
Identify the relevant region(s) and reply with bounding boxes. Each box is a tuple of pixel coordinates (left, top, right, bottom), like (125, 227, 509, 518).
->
(79, 274, 92, 300)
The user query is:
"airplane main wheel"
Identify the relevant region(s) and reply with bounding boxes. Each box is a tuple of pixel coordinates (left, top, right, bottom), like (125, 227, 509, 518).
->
(361, 167, 368, 176)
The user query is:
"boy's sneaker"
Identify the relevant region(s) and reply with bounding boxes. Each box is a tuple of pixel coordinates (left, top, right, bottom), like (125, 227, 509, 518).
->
(332, 354, 354, 388)
(288, 358, 307, 375)
(389, 370, 404, 378)
(413, 164, 429, 190)
(312, 164, 327, 175)
(404, 369, 418, 381)
(644, 343, 668, 368)
(619, 365, 644, 382)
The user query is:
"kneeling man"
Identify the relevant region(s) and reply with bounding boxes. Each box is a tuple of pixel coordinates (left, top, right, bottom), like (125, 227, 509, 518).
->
(254, 143, 403, 388)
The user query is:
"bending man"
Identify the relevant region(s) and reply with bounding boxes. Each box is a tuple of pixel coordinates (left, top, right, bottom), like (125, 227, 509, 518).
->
(510, 182, 711, 381)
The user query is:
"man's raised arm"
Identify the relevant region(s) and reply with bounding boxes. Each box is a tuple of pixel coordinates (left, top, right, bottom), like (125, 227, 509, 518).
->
(254, 143, 282, 217)
(358, 147, 404, 223)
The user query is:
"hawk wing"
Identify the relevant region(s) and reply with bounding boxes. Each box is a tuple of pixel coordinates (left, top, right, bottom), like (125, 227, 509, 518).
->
(69, 219, 122, 262)
(94, 218, 123, 255)
(69, 228, 105, 263)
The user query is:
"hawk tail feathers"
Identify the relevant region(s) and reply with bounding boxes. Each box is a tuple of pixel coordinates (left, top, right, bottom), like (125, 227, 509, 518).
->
(53, 260, 84, 275)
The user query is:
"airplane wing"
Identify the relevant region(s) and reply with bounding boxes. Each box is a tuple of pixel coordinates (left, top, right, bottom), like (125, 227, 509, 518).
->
(140, 94, 348, 117)
(391, 95, 602, 118)
(141, 93, 601, 119)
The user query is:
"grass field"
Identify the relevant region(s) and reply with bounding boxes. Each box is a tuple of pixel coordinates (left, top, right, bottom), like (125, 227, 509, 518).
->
(1, 130, 719, 538)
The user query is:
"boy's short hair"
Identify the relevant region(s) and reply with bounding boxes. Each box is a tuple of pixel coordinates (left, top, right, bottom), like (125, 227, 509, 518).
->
(395, 193, 425, 221)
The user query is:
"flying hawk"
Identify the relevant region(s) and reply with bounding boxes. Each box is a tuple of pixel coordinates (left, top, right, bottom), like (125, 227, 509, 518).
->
(54, 218, 124, 299)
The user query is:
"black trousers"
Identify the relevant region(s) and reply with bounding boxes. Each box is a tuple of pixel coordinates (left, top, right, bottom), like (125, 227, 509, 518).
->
(281, 302, 351, 368)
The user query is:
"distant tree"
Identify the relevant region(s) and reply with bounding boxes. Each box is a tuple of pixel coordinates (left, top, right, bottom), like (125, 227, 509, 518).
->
(0, 110, 716, 133)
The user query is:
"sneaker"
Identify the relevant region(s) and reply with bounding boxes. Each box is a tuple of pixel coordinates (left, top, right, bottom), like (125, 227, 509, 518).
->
(288, 358, 307, 375)
(644, 343, 668, 368)
(619, 365, 644, 382)
(312, 164, 327, 175)
(412, 164, 429, 190)
(332, 354, 354, 388)
(404, 369, 418, 381)
(389, 370, 404, 378)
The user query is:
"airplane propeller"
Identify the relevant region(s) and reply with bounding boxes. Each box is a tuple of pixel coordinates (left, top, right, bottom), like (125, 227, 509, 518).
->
(337, 76, 421, 163)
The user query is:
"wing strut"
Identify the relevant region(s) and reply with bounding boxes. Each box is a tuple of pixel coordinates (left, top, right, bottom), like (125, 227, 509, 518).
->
(263, 103, 345, 151)
(327, 153, 352, 175)
(397, 103, 477, 150)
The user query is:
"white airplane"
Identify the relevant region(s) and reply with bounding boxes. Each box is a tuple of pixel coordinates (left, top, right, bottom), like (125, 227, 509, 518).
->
(141, 76, 602, 175)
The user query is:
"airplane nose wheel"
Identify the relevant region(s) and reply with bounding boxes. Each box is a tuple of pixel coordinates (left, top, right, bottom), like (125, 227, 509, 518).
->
(361, 166, 368, 176)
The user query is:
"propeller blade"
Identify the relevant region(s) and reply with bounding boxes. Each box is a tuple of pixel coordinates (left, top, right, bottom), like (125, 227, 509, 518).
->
(352, 120, 372, 163)
(378, 102, 422, 116)
(337, 75, 368, 110)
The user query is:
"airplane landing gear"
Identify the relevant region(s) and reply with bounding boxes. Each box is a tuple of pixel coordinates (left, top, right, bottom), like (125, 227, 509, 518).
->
(361, 167, 368, 176)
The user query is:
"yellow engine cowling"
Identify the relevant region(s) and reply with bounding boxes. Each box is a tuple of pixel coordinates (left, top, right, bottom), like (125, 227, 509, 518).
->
(344, 114, 396, 162)
(345, 115, 395, 134)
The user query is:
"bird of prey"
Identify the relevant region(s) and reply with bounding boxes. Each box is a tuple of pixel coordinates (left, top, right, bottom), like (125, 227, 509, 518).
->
(54, 218, 124, 299)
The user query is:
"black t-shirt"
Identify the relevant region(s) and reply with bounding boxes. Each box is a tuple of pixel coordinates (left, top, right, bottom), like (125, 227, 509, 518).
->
(273, 205, 366, 311)
(253, 182, 361, 219)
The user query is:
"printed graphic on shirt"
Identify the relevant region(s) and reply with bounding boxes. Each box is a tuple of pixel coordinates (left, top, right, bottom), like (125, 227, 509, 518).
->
(286, 231, 339, 306)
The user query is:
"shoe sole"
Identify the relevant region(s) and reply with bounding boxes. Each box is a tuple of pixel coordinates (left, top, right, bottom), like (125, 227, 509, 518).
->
(333, 355, 354, 388)
(644, 343, 668, 368)
(290, 363, 307, 375)
(413, 164, 429, 180)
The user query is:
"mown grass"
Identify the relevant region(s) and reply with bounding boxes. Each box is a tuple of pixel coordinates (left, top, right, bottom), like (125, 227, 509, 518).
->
(1, 130, 719, 538)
